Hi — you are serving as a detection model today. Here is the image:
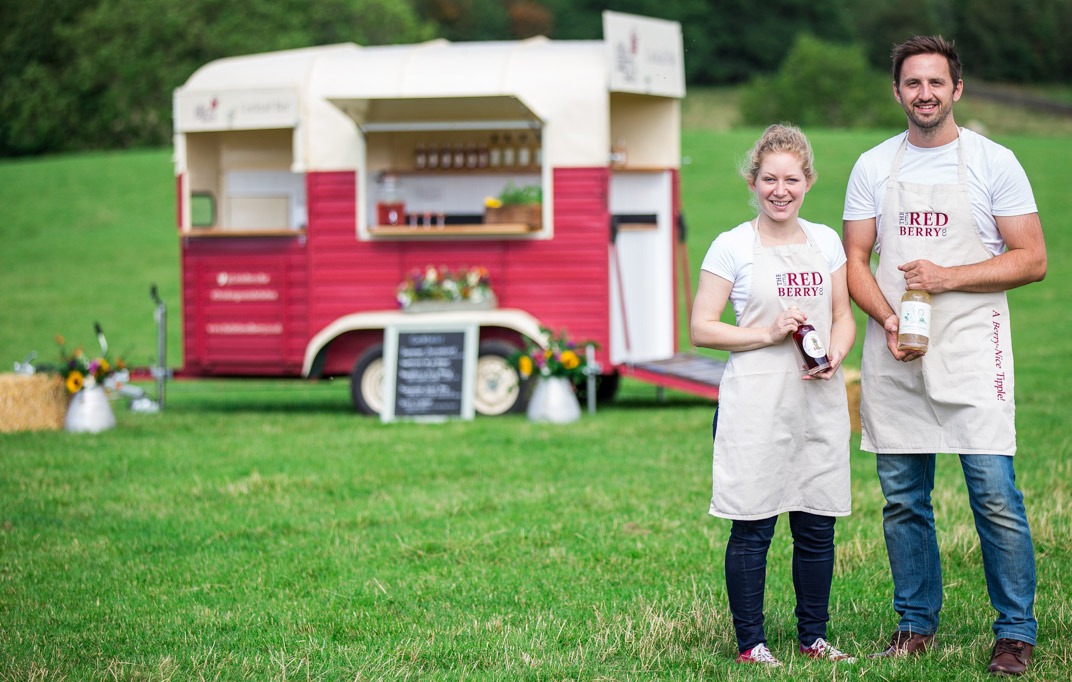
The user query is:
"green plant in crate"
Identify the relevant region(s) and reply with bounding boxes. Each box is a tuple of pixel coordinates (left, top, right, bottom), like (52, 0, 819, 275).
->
(484, 182, 541, 208)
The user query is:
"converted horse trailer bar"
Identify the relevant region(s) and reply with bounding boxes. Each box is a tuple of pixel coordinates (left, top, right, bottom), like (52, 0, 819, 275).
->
(172, 12, 724, 415)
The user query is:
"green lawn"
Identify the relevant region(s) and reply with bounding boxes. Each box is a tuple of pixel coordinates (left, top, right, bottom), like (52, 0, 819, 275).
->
(1, 121, 1070, 680)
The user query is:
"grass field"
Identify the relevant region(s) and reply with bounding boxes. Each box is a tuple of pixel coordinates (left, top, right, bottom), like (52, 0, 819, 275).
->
(1, 95, 1071, 679)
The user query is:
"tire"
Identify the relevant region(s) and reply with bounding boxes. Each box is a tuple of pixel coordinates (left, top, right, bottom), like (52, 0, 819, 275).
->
(575, 370, 620, 405)
(474, 340, 527, 416)
(350, 344, 385, 415)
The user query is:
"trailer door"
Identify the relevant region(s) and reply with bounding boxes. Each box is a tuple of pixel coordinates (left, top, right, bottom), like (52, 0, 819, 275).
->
(608, 170, 675, 365)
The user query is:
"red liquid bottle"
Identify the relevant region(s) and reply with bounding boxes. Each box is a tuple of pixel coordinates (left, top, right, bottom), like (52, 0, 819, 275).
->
(792, 323, 831, 376)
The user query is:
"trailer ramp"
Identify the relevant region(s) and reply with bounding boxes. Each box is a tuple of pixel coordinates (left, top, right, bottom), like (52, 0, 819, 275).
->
(622, 352, 726, 401)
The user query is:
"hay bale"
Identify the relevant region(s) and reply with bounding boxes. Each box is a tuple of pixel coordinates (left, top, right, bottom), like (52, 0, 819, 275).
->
(0, 373, 70, 432)
(843, 368, 861, 434)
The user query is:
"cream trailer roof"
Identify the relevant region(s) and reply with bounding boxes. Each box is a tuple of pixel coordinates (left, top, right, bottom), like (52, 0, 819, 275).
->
(174, 12, 684, 170)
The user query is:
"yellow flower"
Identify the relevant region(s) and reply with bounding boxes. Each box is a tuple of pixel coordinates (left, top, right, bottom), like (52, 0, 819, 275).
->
(518, 355, 533, 378)
(484, 196, 503, 209)
(66, 371, 85, 394)
(560, 350, 580, 370)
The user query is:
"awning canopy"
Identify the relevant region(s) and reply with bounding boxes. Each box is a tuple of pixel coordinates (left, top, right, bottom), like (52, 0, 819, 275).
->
(330, 95, 542, 133)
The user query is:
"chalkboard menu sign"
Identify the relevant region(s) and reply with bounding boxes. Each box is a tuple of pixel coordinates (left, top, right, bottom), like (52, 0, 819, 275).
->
(381, 323, 477, 422)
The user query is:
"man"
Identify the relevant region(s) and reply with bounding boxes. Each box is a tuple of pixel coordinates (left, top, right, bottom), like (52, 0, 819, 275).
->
(842, 35, 1047, 676)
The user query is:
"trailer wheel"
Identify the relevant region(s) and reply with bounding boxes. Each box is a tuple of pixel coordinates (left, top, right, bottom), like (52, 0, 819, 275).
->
(474, 341, 527, 416)
(350, 344, 385, 415)
(575, 370, 620, 404)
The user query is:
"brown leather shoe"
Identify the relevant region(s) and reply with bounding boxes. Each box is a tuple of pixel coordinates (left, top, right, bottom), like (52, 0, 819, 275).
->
(988, 639, 1033, 676)
(867, 630, 935, 658)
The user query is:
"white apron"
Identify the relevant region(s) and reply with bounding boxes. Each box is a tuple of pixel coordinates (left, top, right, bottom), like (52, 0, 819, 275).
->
(860, 136, 1016, 455)
(710, 223, 851, 520)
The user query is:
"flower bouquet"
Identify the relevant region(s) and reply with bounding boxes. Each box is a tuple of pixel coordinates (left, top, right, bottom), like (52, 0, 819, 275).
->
(396, 265, 497, 312)
(511, 326, 591, 383)
(46, 325, 127, 433)
(48, 328, 126, 394)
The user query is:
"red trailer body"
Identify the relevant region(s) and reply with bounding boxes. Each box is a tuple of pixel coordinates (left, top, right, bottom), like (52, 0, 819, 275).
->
(181, 168, 617, 377)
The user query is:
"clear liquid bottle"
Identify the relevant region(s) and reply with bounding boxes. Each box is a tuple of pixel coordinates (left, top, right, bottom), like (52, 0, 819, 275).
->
(897, 290, 932, 352)
(792, 323, 831, 376)
(517, 133, 531, 167)
(502, 133, 515, 168)
(488, 134, 501, 168)
(477, 141, 489, 168)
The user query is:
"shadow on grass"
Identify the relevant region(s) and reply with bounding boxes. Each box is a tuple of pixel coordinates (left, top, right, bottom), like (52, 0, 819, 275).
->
(160, 377, 356, 415)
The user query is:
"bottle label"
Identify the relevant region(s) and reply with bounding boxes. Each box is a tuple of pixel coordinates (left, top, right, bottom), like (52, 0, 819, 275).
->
(801, 330, 827, 359)
(900, 300, 931, 336)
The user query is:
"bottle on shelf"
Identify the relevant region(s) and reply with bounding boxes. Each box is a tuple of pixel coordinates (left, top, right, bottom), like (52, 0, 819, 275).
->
(466, 142, 478, 169)
(477, 141, 489, 168)
(426, 142, 439, 170)
(488, 134, 502, 168)
(502, 133, 515, 168)
(792, 323, 832, 376)
(452, 142, 465, 169)
(517, 133, 531, 167)
(376, 173, 405, 226)
(440, 143, 453, 169)
(414, 143, 426, 171)
(897, 290, 932, 353)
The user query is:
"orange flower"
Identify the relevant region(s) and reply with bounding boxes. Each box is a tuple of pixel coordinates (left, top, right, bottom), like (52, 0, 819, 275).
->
(560, 350, 580, 370)
(518, 355, 534, 378)
(66, 371, 85, 394)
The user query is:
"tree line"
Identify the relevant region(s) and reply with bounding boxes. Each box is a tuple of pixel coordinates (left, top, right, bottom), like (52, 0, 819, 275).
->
(2, 0, 1070, 157)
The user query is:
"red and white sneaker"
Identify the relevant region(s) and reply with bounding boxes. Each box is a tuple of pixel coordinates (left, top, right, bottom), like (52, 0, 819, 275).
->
(736, 643, 782, 666)
(800, 637, 856, 662)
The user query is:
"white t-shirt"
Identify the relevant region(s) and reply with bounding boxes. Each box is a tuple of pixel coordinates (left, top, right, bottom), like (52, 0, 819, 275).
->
(842, 128, 1037, 256)
(700, 218, 846, 322)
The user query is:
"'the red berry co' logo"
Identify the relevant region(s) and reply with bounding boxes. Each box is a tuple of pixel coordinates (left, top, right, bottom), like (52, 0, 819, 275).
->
(776, 271, 824, 297)
(898, 211, 949, 237)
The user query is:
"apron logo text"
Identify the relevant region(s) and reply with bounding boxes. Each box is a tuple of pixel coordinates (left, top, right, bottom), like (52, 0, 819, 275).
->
(898, 212, 949, 238)
(775, 271, 824, 298)
(992, 309, 1006, 401)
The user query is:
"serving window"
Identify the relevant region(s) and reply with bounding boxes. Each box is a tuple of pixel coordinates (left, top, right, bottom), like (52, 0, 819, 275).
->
(331, 95, 550, 239)
(183, 128, 306, 235)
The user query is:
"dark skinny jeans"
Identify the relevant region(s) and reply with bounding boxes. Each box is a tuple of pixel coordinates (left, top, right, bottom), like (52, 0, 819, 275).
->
(726, 511, 836, 652)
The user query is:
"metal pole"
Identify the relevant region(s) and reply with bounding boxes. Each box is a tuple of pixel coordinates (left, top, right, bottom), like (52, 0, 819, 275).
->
(151, 285, 167, 410)
(585, 343, 597, 415)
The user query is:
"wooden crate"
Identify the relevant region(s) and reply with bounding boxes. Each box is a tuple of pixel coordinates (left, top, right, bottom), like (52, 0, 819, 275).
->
(484, 203, 542, 229)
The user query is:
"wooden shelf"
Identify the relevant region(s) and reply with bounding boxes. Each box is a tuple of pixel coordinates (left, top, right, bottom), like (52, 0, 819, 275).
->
(370, 223, 539, 237)
(183, 228, 306, 238)
(386, 168, 541, 176)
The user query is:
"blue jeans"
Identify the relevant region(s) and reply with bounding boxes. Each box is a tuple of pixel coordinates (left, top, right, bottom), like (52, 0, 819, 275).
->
(725, 512, 836, 651)
(876, 454, 1037, 644)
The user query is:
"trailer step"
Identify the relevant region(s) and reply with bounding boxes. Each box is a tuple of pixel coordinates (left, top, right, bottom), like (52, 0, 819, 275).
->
(623, 352, 726, 401)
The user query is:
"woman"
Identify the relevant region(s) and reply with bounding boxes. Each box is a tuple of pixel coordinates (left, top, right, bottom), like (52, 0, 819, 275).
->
(691, 124, 856, 666)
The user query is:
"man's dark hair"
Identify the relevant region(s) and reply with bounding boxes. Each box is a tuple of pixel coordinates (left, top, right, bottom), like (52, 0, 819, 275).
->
(892, 35, 962, 86)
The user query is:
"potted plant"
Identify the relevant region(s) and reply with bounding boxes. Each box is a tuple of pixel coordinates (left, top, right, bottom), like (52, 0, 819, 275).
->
(511, 326, 592, 424)
(49, 328, 128, 433)
(483, 182, 542, 228)
(396, 265, 497, 313)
